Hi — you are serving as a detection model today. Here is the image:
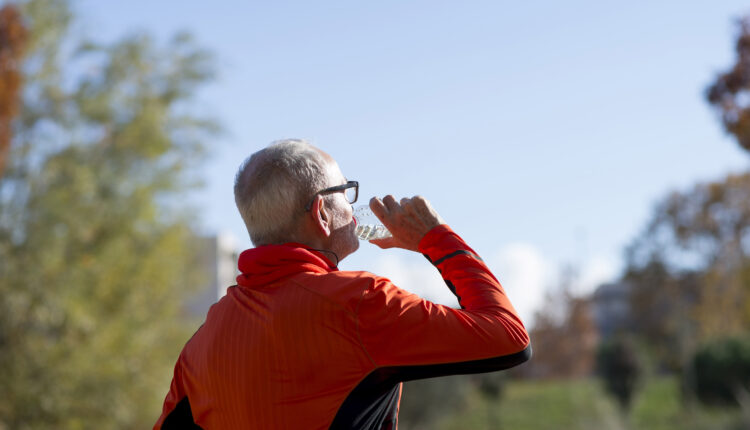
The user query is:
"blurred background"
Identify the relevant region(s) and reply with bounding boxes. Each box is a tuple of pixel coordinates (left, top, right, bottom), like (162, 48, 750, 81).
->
(3, 0, 750, 428)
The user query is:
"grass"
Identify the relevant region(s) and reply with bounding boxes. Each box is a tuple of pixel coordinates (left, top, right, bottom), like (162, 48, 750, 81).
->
(430, 376, 745, 430)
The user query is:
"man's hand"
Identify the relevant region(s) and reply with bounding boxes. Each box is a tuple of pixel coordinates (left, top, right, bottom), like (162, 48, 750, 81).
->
(368, 195, 446, 252)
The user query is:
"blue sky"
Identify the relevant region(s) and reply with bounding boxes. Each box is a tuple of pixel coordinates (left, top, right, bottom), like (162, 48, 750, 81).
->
(74, 0, 750, 322)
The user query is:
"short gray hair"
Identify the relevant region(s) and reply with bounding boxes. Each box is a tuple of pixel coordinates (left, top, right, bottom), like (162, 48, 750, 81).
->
(234, 139, 330, 246)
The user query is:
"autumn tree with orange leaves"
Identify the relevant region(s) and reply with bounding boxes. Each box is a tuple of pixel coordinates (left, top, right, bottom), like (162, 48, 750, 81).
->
(707, 17, 750, 153)
(0, 3, 26, 178)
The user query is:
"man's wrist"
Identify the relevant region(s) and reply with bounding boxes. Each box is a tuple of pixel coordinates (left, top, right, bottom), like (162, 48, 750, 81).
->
(418, 224, 454, 253)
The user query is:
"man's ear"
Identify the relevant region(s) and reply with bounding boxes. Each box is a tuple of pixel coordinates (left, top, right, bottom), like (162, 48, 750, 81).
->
(309, 195, 332, 237)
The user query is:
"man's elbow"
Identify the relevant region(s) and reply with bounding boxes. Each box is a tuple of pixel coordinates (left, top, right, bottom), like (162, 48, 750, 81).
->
(501, 343, 532, 370)
(482, 343, 532, 372)
(513, 327, 532, 365)
(505, 323, 531, 358)
(516, 343, 532, 366)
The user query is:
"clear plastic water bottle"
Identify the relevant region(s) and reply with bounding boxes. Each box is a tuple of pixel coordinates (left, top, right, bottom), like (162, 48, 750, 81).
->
(353, 205, 392, 241)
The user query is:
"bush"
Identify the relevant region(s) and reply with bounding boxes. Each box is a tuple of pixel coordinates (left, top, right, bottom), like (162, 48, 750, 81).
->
(472, 370, 507, 400)
(596, 335, 643, 411)
(399, 375, 473, 429)
(689, 334, 750, 406)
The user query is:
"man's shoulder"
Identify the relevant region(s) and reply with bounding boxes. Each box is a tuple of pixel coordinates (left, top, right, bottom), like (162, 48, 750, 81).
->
(289, 269, 394, 303)
(294, 269, 381, 290)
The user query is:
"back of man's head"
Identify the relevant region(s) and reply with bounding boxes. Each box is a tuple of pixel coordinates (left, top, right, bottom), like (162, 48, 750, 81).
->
(234, 139, 329, 246)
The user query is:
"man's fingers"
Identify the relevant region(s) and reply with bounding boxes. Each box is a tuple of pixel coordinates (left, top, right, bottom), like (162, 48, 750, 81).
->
(369, 196, 386, 218)
(403, 196, 422, 216)
(382, 195, 400, 212)
(365, 194, 442, 253)
(412, 195, 444, 224)
(401, 198, 418, 218)
(412, 195, 429, 211)
(369, 237, 396, 249)
(410, 196, 431, 218)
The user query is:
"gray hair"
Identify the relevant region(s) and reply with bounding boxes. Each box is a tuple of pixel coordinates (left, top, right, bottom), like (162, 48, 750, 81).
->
(234, 139, 330, 246)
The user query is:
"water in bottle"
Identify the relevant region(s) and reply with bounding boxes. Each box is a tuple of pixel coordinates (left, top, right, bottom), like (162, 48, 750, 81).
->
(353, 205, 392, 240)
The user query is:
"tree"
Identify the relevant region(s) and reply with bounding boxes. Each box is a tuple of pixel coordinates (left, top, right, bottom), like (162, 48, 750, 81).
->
(616, 15, 750, 375)
(0, 3, 26, 177)
(519, 269, 599, 380)
(0, 0, 217, 427)
(624, 173, 750, 362)
(621, 260, 700, 372)
(707, 17, 750, 152)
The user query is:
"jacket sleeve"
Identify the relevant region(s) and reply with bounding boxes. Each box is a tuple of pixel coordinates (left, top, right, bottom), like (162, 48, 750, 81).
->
(154, 356, 203, 429)
(355, 225, 530, 378)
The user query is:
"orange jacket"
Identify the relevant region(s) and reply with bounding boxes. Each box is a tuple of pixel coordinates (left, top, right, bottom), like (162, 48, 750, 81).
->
(154, 225, 530, 429)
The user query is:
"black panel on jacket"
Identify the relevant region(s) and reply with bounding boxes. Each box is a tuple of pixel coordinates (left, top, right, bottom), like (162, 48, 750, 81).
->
(330, 346, 531, 429)
(161, 396, 203, 430)
(329, 378, 400, 430)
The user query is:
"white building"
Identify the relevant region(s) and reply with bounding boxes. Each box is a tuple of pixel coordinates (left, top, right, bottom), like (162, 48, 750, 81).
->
(186, 233, 241, 318)
(590, 281, 632, 337)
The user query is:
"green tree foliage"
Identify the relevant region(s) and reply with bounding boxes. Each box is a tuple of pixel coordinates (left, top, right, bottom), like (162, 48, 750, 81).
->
(707, 17, 750, 152)
(689, 334, 750, 407)
(596, 335, 643, 412)
(0, 0, 217, 427)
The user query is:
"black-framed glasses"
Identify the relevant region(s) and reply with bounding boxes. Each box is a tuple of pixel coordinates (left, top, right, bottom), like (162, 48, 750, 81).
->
(305, 180, 359, 211)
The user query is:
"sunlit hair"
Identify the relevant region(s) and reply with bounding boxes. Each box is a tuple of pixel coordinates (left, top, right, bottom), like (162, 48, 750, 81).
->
(234, 139, 330, 246)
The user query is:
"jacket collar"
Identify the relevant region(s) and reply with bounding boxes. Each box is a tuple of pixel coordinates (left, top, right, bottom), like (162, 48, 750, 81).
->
(236, 243, 338, 288)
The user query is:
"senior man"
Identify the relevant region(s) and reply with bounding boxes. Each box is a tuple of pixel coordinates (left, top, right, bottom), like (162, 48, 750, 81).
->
(154, 139, 531, 429)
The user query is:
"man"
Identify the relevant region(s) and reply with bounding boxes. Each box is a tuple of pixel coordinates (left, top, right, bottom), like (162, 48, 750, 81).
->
(154, 139, 531, 429)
